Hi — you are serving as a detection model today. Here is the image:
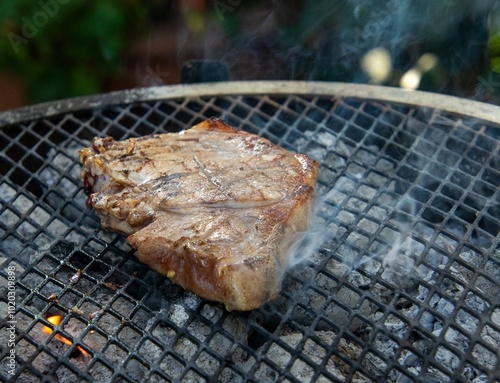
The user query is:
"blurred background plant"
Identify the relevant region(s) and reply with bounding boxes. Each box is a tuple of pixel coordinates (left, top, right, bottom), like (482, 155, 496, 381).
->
(487, 2, 500, 89)
(0, 0, 499, 110)
(0, 0, 147, 106)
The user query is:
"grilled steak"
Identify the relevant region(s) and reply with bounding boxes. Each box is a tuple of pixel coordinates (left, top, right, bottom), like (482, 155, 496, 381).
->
(79, 118, 319, 310)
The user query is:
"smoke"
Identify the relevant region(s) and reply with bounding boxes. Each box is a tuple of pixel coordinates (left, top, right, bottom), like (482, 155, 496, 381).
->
(287, 187, 342, 268)
(155, 0, 495, 96)
(284, 128, 352, 270)
(129, 0, 497, 99)
(282, 109, 495, 295)
(286, 170, 426, 286)
(130, 2, 498, 288)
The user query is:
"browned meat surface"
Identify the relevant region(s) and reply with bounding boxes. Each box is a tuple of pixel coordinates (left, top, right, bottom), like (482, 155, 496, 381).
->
(79, 118, 319, 310)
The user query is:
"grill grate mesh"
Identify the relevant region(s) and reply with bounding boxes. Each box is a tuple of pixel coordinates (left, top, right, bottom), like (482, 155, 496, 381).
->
(0, 90, 499, 382)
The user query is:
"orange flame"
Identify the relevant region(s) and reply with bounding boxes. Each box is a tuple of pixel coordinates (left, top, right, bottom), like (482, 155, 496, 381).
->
(42, 315, 89, 357)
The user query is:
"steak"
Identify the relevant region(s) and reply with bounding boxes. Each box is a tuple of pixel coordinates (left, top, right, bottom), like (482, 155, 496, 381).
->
(79, 118, 319, 311)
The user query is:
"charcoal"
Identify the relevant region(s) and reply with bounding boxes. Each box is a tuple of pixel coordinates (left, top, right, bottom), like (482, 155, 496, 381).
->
(1, 90, 499, 383)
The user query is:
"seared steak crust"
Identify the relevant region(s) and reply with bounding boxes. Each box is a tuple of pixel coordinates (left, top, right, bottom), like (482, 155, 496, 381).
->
(80, 119, 319, 310)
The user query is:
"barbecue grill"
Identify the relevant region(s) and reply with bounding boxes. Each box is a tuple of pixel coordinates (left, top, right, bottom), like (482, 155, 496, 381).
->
(0, 81, 499, 383)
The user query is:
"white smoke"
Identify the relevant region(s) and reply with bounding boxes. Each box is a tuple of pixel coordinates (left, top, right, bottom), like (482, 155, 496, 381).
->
(284, 119, 461, 289)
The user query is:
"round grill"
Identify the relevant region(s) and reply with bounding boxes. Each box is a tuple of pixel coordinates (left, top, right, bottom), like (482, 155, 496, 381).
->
(0, 82, 499, 382)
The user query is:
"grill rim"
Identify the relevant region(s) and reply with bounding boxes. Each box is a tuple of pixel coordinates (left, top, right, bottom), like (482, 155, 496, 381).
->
(1, 81, 499, 127)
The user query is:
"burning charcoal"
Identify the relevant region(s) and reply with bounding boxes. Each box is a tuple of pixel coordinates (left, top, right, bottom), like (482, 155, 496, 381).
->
(42, 315, 89, 357)
(2, 71, 500, 383)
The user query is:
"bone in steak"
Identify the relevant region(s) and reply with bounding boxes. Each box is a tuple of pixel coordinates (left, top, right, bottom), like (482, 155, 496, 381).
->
(79, 118, 319, 310)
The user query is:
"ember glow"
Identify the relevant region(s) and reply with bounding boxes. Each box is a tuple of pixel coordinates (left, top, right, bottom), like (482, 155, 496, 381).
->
(42, 316, 89, 357)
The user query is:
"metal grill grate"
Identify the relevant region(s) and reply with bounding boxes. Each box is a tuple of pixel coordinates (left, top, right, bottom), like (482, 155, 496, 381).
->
(0, 83, 499, 382)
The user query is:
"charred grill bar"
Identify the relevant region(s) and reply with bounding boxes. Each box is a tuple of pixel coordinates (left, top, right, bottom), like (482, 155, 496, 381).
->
(0, 82, 499, 382)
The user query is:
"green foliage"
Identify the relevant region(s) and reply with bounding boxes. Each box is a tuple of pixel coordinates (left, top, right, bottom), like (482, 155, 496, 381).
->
(489, 33, 500, 72)
(0, 0, 146, 103)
